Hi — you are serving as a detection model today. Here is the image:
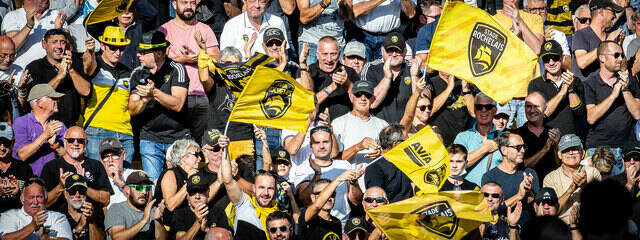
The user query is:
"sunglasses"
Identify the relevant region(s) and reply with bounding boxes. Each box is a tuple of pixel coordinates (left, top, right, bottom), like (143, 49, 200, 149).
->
(624, 152, 640, 162)
(561, 146, 582, 154)
(363, 197, 387, 203)
(67, 187, 87, 195)
(186, 151, 202, 158)
(106, 44, 127, 52)
(0, 138, 11, 147)
(313, 191, 336, 198)
(483, 192, 501, 198)
(65, 138, 86, 144)
(508, 144, 528, 151)
(539, 199, 557, 206)
(205, 145, 222, 153)
(128, 184, 153, 192)
(474, 104, 495, 111)
(310, 126, 331, 135)
(577, 17, 591, 24)
(604, 52, 623, 59)
(354, 92, 373, 99)
(268, 225, 289, 233)
(266, 40, 283, 47)
(542, 54, 561, 63)
(348, 230, 367, 239)
(417, 105, 430, 112)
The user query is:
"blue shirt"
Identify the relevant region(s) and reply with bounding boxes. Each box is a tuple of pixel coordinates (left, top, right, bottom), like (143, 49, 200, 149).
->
(453, 124, 502, 186)
(481, 167, 540, 200)
(415, 15, 440, 54)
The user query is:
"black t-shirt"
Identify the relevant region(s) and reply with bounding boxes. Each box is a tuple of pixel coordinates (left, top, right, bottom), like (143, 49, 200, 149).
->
(40, 157, 113, 211)
(206, 76, 253, 141)
(298, 209, 342, 240)
(430, 76, 473, 145)
(62, 202, 106, 240)
(583, 73, 640, 148)
(130, 59, 191, 143)
(363, 59, 418, 124)
(515, 125, 557, 179)
(439, 178, 479, 192)
(527, 76, 586, 135)
(25, 54, 89, 127)
(198, 166, 229, 209)
(153, 167, 189, 226)
(303, 63, 359, 120)
(364, 158, 414, 203)
(0, 159, 34, 213)
(171, 204, 231, 240)
(571, 26, 602, 82)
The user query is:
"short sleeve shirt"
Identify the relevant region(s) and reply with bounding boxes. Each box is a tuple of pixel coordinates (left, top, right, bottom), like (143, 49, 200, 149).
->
(171, 204, 231, 239)
(12, 113, 67, 175)
(0, 159, 33, 212)
(543, 166, 601, 224)
(219, 12, 289, 60)
(297, 209, 342, 240)
(481, 167, 540, 200)
(453, 125, 503, 186)
(571, 27, 603, 81)
(105, 201, 157, 240)
(361, 59, 418, 123)
(415, 16, 439, 54)
(232, 194, 268, 240)
(0, 208, 72, 240)
(331, 112, 388, 165)
(351, 0, 417, 33)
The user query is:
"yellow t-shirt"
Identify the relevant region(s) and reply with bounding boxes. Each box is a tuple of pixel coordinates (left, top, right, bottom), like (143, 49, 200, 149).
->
(84, 61, 133, 135)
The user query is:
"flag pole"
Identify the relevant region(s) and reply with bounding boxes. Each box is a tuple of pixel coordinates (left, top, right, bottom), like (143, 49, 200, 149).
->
(223, 120, 231, 136)
(363, 155, 384, 169)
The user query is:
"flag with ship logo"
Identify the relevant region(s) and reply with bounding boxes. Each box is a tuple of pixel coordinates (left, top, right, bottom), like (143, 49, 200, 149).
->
(84, 0, 134, 27)
(227, 66, 315, 134)
(382, 126, 450, 193)
(366, 191, 492, 240)
(427, 1, 540, 104)
(198, 52, 276, 97)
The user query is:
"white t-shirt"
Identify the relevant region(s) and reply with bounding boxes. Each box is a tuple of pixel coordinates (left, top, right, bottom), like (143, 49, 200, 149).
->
(1, 9, 66, 72)
(0, 208, 72, 239)
(219, 12, 289, 60)
(290, 158, 353, 227)
(107, 168, 135, 209)
(351, 0, 416, 33)
(233, 193, 265, 233)
(280, 128, 313, 180)
(332, 113, 388, 166)
(550, 28, 570, 56)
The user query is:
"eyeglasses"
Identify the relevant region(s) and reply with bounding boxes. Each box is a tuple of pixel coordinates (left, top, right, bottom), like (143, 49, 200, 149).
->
(417, 105, 430, 112)
(310, 126, 331, 135)
(363, 197, 387, 203)
(265, 40, 282, 47)
(128, 184, 153, 192)
(542, 54, 561, 63)
(577, 17, 591, 24)
(474, 104, 495, 111)
(348, 230, 367, 240)
(0, 53, 15, 60)
(67, 187, 87, 195)
(268, 225, 289, 233)
(106, 44, 126, 52)
(561, 146, 582, 154)
(527, 7, 546, 12)
(603, 52, 623, 59)
(624, 152, 640, 162)
(507, 144, 528, 151)
(354, 92, 373, 99)
(483, 192, 501, 198)
(65, 138, 86, 144)
(313, 191, 336, 198)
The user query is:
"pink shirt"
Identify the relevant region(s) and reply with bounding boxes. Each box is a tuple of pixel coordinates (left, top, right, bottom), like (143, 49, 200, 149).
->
(158, 20, 218, 96)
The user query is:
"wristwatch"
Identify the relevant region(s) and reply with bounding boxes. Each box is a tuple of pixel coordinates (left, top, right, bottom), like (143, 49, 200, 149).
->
(320, 0, 329, 8)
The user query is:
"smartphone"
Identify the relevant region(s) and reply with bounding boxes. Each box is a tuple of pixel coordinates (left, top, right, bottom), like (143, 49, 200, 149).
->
(487, 132, 497, 140)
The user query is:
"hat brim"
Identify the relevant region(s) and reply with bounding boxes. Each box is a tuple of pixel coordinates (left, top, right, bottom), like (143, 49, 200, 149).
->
(99, 36, 131, 47)
(187, 185, 209, 193)
(49, 92, 66, 98)
(344, 52, 366, 59)
(539, 52, 562, 60)
(345, 227, 369, 234)
(384, 45, 405, 52)
(274, 157, 291, 164)
(126, 180, 154, 185)
(137, 42, 169, 52)
(66, 182, 88, 190)
(624, 150, 640, 155)
(264, 37, 284, 45)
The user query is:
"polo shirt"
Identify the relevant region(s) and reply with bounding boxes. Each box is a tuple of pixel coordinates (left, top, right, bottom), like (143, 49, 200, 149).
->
(361, 59, 419, 123)
(0, 207, 73, 239)
(453, 124, 503, 186)
(571, 27, 602, 82)
(414, 15, 439, 54)
(481, 167, 540, 200)
(543, 166, 601, 224)
(583, 73, 640, 148)
(304, 63, 359, 120)
(515, 125, 558, 179)
(219, 12, 289, 60)
(351, 0, 416, 33)
(12, 113, 67, 175)
(527, 75, 586, 135)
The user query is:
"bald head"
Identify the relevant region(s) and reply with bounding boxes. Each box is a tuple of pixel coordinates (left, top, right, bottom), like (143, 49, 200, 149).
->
(205, 227, 233, 240)
(64, 126, 86, 139)
(0, 36, 15, 71)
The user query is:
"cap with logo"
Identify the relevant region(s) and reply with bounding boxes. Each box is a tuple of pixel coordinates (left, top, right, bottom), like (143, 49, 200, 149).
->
(539, 40, 563, 59)
(125, 171, 154, 185)
(351, 80, 374, 96)
(138, 30, 169, 52)
(623, 141, 640, 156)
(589, 0, 623, 12)
(271, 146, 291, 164)
(263, 27, 285, 44)
(344, 217, 372, 234)
(202, 128, 222, 147)
(99, 138, 123, 156)
(558, 134, 582, 152)
(495, 103, 510, 118)
(382, 32, 406, 52)
(0, 122, 12, 141)
(27, 84, 65, 102)
(187, 173, 208, 193)
(65, 174, 88, 190)
(344, 40, 366, 59)
(534, 187, 558, 204)
(98, 26, 131, 46)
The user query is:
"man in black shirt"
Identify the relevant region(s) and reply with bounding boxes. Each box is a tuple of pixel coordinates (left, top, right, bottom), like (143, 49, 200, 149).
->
(528, 40, 585, 135)
(440, 144, 478, 192)
(25, 28, 91, 127)
(361, 187, 388, 240)
(40, 126, 113, 211)
(173, 173, 230, 240)
(266, 211, 296, 240)
(584, 41, 640, 174)
(299, 176, 355, 240)
(129, 30, 190, 181)
(430, 72, 475, 145)
(0, 122, 34, 213)
(63, 174, 105, 240)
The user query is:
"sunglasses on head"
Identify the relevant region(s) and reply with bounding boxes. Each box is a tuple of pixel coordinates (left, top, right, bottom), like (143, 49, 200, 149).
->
(354, 92, 373, 99)
(310, 126, 331, 135)
(128, 184, 153, 192)
(474, 104, 495, 111)
(363, 196, 387, 203)
(624, 152, 640, 162)
(483, 192, 501, 198)
(67, 187, 87, 195)
(508, 144, 528, 151)
(268, 225, 289, 233)
(348, 230, 367, 240)
(542, 54, 561, 63)
(577, 17, 591, 24)
(106, 44, 127, 52)
(417, 105, 430, 112)
(266, 40, 283, 47)
(66, 138, 86, 144)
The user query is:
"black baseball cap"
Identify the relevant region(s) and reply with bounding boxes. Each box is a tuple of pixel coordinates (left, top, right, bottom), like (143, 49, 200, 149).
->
(539, 40, 563, 59)
(65, 174, 88, 190)
(534, 187, 559, 204)
(623, 141, 640, 155)
(263, 27, 285, 44)
(99, 138, 123, 156)
(271, 146, 290, 164)
(382, 32, 405, 52)
(187, 173, 208, 193)
(351, 80, 374, 96)
(202, 128, 222, 147)
(344, 216, 372, 234)
(589, 0, 623, 12)
(125, 171, 154, 185)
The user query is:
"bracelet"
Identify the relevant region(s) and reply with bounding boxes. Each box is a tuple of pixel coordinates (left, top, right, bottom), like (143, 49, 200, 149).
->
(570, 226, 579, 231)
(300, 66, 308, 71)
(49, 143, 59, 150)
(320, 0, 329, 8)
(508, 224, 519, 229)
(567, 88, 575, 93)
(461, 91, 472, 95)
(25, 24, 33, 29)
(322, 87, 331, 95)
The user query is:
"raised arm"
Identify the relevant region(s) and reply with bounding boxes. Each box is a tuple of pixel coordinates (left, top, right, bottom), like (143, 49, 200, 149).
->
(303, 169, 354, 222)
(353, 0, 385, 18)
(219, 135, 243, 204)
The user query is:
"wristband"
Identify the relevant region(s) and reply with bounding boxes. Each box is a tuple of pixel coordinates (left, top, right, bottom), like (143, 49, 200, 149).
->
(509, 224, 519, 229)
(322, 87, 331, 95)
(50, 143, 59, 150)
(461, 91, 472, 95)
(320, 0, 329, 8)
(197, 50, 211, 69)
(570, 226, 579, 231)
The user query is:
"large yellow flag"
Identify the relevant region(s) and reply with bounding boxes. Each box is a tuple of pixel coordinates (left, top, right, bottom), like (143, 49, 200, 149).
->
(427, 1, 540, 104)
(366, 191, 492, 240)
(228, 66, 315, 134)
(198, 52, 276, 97)
(383, 126, 450, 193)
(84, 0, 134, 27)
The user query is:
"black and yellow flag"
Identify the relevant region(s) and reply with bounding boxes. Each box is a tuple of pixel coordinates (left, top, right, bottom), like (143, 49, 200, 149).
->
(199, 52, 276, 97)
(383, 126, 450, 193)
(228, 66, 315, 134)
(84, 0, 133, 27)
(366, 191, 493, 240)
(427, 1, 540, 104)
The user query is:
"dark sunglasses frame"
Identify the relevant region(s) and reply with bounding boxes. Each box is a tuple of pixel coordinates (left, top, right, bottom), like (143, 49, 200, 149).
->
(363, 197, 387, 203)
(67, 187, 87, 195)
(268, 225, 289, 233)
(106, 44, 127, 52)
(417, 105, 430, 112)
(577, 17, 591, 24)
(65, 138, 86, 144)
(474, 104, 496, 111)
(542, 54, 561, 63)
(507, 144, 528, 151)
(483, 192, 501, 198)
(624, 153, 640, 162)
(265, 40, 283, 47)
(354, 92, 373, 99)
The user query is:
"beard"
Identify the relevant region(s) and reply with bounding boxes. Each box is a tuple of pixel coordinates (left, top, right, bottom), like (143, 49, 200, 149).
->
(129, 193, 147, 209)
(67, 197, 85, 210)
(70, 152, 81, 159)
(177, 9, 195, 21)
